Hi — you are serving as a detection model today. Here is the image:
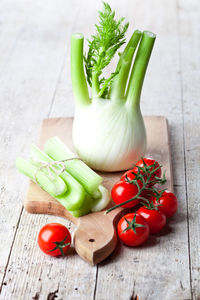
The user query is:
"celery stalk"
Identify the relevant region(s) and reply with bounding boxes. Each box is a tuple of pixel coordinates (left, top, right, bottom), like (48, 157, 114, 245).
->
(30, 144, 86, 211)
(16, 157, 67, 197)
(44, 136, 103, 196)
(91, 185, 111, 212)
(69, 194, 93, 217)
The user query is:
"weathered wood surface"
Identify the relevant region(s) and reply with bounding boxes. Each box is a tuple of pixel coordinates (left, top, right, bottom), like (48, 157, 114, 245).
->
(0, 0, 199, 299)
(178, 1, 200, 299)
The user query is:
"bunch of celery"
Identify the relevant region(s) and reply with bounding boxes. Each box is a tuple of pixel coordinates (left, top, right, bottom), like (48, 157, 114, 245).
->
(16, 137, 110, 217)
(71, 2, 156, 171)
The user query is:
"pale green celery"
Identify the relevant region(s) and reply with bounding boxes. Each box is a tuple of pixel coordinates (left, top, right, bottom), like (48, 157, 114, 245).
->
(30, 144, 86, 211)
(16, 157, 67, 197)
(71, 33, 90, 106)
(69, 194, 93, 217)
(126, 31, 156, 108)
(44, 136, 103, 196)
(110, 30, 142, 100)
(91, 185, 111, 212)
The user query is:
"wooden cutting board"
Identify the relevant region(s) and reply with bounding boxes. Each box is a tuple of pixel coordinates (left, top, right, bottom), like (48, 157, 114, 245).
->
(24, 116, 173, 265)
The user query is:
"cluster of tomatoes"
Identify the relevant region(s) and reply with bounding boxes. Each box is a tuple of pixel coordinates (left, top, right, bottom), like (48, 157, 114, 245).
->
(37, 157, 178, 257)
(112, 158, 178, 247)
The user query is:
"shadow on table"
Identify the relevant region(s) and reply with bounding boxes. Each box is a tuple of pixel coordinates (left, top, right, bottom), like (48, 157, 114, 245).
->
(99, 211, 186, 266)
(99, 234, 158, 266)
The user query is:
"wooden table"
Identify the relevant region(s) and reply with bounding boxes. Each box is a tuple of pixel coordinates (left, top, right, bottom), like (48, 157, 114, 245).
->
(0, 0, 199, 299)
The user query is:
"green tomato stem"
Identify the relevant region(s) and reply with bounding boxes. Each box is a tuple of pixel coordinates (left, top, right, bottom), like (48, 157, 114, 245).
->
(106, 162, 164, 214)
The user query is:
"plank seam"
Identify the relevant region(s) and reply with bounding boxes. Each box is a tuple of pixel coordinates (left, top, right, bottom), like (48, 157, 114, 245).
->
(93, 264, 99, 300)
(0, 206, 24, 294)
(176, 1, 193, 299)
(0, 29, 22, 77)
(0, 30, 70, 294)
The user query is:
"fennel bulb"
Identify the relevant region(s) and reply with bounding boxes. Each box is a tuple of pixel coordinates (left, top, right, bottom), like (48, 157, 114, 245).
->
(73, 99, 146, 171)
(71, 3, 155, 172)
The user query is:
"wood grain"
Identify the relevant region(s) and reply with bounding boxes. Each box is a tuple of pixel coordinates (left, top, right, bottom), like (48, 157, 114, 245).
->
(0, 0, 198, 299)
(178, 0, 200, 298)
(25, 116, 172, 265)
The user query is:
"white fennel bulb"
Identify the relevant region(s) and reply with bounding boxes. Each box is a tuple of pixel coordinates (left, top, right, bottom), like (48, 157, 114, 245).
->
(73, 99, 146, 171)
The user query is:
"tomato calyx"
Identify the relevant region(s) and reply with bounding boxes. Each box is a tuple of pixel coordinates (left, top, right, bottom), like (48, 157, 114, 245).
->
(151, 189, 164, 202)
(48, 234, 70, 257)
(141, 188, 166, 210)
(122, 213, 145, 234)
(141, 200, 161, 211)
(106, 160, 166, 214)
(125, 161, 166, 188)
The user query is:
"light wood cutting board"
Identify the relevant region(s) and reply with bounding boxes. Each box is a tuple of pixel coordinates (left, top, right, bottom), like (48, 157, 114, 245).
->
(24, 116, 173, 265)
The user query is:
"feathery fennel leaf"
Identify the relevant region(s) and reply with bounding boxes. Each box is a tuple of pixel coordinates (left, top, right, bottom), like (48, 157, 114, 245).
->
(84, 2, 129, 97)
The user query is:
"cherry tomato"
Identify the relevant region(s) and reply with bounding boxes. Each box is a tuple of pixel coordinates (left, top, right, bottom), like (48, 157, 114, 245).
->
(38, 223, 71, 257)
(137, 206, 166, 234)
(150, 190, 178, 218)
(134, 157, 161, 184)
(121, 169, 137, 181)
(117, 213, 149, 246)
(121, 169, 143, 188)
(111, 180, 142, 208)
(140, 189, 154, 200)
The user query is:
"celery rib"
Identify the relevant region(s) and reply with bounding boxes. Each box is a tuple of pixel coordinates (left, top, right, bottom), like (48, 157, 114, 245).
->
(44, 137, 103, 196)
(16, 157, 67, 197)
(30, 144, 86, 211)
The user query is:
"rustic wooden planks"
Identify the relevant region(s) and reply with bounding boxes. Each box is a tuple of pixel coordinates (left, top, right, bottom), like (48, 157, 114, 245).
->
(0, 0, 199, 299)
(178, 0, 200, 298)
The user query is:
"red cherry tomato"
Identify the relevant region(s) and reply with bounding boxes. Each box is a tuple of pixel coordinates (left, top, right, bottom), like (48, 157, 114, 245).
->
(121, 169, 137, 181)
(111, 180, 142, 208)
(121, 169, 143, 188)
(117, 213, 149, 246)
(134, 157, 161, 184)
(140, 189, 154, 200)
(150, 190, 178, 218)
(38, 223, 71, 257)
(137, 206, 166, 234)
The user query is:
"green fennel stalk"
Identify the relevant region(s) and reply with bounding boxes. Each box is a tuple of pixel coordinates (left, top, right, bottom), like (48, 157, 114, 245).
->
(71, 2, 156, 105)
(126, 31, 156, 108)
